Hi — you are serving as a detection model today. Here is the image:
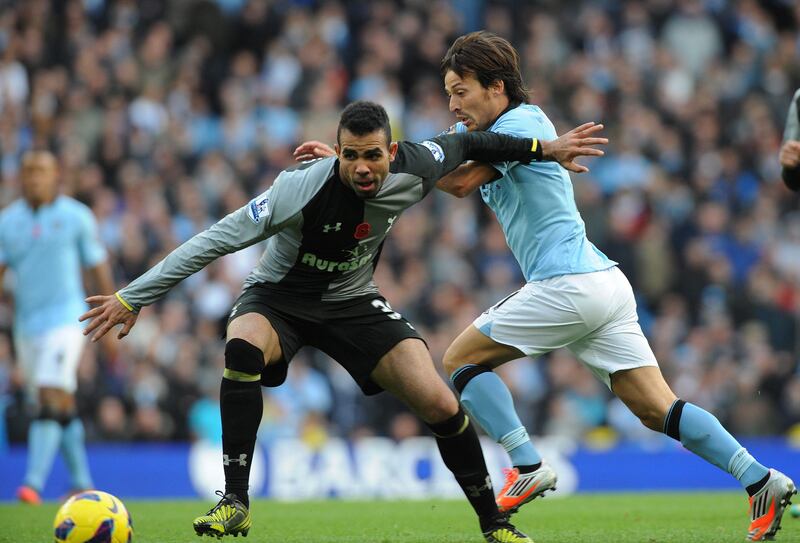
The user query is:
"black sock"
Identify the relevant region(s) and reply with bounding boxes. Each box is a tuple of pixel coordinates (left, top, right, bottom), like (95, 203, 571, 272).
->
(427, 408, 499, 523)
(221, 377, 263, 508)
(746, 472, 771, 497)
(516, 463, 541, 474)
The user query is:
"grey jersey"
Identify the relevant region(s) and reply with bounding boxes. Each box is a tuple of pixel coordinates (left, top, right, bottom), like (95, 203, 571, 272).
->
(784, 88, 800, 142)
(118, 131, 538, 309)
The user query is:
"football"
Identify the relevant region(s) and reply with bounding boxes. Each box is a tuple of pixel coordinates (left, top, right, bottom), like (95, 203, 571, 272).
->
(53, 490, 133, 543)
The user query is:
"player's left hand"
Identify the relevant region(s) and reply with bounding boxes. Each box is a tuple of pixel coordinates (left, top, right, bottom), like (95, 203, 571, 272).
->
(542, 122, 607, 173)
(293, 140, 336, 162)
(79, 294, 139, 342)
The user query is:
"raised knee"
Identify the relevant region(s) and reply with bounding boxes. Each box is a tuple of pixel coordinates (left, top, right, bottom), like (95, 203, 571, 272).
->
(442, 345, 468, 376)
(224, 338, 265, 380)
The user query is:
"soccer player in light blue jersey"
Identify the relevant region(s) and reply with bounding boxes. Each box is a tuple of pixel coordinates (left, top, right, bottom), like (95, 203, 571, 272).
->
(0, 150, 115, 504)
(434, 31, 795, 542)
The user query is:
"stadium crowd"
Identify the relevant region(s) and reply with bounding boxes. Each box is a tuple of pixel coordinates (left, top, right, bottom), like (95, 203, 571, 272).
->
(1, 0, 800, 451)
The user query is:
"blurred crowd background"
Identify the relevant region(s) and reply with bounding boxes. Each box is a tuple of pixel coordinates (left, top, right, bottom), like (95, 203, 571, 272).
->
(1, 0, 800, 451)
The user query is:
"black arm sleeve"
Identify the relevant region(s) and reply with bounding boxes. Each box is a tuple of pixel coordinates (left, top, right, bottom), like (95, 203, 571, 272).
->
(783, 167, 800, 192)
(434, 132, 539, 166)
(391, 131, 538, 190)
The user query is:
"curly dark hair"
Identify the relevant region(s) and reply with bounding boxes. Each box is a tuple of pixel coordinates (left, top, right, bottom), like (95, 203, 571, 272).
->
(337, 101, 392, 145)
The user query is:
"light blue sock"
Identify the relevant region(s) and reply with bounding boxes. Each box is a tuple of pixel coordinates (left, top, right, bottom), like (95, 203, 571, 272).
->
(670, 401, 769, 490)
(454, 367, 541, 467)
(61, 419, 93, 490)
(24, 419, 63, 491)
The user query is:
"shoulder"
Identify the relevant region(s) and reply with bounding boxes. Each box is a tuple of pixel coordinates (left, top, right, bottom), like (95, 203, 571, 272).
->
(247, 157, 335, 225)
(491, 104, 556, 140)
(0, 199, 25, 218)
(0, 199, 28, 228)
(276, 157, 335, 187)
(274, 157, 335, 200)
(57, 196, 95, 222)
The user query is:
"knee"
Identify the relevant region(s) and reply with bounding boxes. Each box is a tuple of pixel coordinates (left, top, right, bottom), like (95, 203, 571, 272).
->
(224, 338, 265, 378)
(442, 344, 467, 376)
(420, 392, 460, 425)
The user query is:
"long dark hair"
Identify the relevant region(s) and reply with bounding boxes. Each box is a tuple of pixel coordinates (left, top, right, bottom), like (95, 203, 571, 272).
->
(440, 31, 529, 105)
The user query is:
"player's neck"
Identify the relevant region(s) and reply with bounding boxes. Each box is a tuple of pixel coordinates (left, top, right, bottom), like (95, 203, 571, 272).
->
(25, 194, 57, 210)
(487, 97, 515, 128)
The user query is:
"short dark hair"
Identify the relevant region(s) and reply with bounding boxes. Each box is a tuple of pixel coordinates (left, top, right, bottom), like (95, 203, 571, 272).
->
(440, 31, 529, 105)
(337, 101, 392, 145)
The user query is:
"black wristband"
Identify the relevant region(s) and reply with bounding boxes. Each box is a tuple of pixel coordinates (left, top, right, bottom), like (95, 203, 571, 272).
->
(529, 138, 544, 162)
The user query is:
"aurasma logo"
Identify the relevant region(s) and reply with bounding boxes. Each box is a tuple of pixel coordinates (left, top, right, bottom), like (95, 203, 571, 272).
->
(301, 251, 373, 272)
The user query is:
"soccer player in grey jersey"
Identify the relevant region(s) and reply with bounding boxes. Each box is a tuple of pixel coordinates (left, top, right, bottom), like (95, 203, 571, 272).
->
(79, 101, 604, 543)
(780, 88, 800, 191)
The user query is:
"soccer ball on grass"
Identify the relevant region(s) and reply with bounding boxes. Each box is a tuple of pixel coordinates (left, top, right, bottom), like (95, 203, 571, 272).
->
(53, 490, 133, 543)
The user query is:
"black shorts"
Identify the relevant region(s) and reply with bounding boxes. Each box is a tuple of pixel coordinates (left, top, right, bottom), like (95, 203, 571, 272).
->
(228, 285, 426, 395)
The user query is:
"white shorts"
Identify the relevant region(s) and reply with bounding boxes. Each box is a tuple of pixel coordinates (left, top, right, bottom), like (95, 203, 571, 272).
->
(14, 324, 86, 394)
(473, 267, 658, 388)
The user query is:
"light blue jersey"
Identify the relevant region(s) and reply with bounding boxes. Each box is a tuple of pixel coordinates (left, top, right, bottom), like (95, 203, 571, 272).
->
(0, 196, 106, 336)
(456, 104, 615, 281)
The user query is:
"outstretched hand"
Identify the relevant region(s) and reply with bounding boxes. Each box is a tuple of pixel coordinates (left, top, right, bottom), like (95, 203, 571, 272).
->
(542, 122, 607, 173)
(293, 140, 336, 162)
(79, 294, 139, 342)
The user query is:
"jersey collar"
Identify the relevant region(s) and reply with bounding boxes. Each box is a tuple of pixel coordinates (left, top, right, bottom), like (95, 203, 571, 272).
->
(488, 100, 522, 131)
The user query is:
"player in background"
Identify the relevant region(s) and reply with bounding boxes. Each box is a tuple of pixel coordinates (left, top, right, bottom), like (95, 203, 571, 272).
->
(780, 88, 800, 191)
(0, 150, 115, 504)
(79, 101, 604, 542)
(427, 31, 794, 542)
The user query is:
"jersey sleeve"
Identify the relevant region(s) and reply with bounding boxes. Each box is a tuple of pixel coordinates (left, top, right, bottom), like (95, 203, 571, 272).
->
(392, 131, 537, 191)
(117, 163, 322, 310)
(76, 204, 107, 267)
(490, 107, 556, 178)
(783, 88, 800, 142)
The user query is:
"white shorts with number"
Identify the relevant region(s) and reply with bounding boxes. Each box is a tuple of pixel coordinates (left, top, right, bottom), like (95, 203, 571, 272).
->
(14, 324, 86, 394)
(473, 267, 658, 388)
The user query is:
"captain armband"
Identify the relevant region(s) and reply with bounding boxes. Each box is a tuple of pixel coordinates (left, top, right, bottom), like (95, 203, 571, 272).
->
(115, 292, 137, 313)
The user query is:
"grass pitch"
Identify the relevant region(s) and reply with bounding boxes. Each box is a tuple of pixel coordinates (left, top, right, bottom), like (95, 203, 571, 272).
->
(0, 492, 798, 542)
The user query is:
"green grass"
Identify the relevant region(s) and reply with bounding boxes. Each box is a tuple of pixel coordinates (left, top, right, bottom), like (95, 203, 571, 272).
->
(0, 492, 798, 542)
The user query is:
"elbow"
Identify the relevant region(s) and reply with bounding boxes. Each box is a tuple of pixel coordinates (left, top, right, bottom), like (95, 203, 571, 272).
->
(438, 183, 471, 198)
(451, 182, 478, 198)
(451, 186, 472, 198)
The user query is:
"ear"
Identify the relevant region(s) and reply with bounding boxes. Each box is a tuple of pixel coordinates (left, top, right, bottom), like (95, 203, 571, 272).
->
(334, 144, 341, 157)
(489, 79, 505, 96)
(388, 141, 399, 161)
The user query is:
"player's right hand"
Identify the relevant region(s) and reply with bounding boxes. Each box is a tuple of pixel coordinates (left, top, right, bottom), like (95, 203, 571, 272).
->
(79, 294, 139, 342)
(780, 140, 800, 168)
(293, 140, 335, 162)
(542, 122, 607, 173)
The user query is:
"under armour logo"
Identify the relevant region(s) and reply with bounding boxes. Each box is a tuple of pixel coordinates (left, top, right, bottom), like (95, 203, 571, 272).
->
(223, 453, 248, 466)
(464, 475, 492, 497)
(323, 223, 342, 233)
